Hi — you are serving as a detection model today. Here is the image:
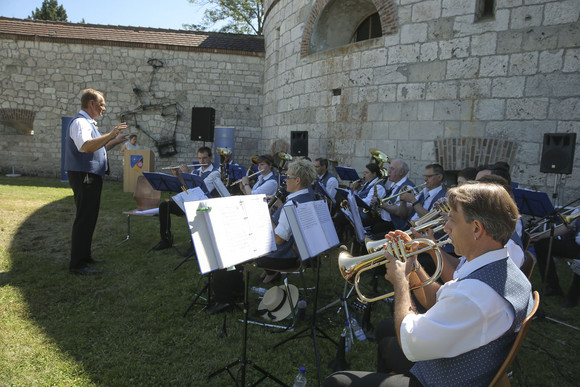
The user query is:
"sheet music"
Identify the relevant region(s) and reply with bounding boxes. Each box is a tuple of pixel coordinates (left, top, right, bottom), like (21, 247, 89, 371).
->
(204, 174, 231, 197)
(348, 191, 366, 243)
(184, 195, 276, 273)
(171, 187, 208, 212)
(285, 200, 339, 259)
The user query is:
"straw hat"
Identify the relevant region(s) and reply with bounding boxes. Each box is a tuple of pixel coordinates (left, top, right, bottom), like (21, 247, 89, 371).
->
(257, 284, 299, 322)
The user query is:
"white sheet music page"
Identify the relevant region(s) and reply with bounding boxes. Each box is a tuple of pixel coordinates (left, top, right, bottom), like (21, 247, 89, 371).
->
(172, 187, 208, 212)
(184, 195, 276, 273)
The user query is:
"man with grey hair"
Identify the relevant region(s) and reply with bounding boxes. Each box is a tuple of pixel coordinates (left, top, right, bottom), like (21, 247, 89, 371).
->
(371, 159, 415, 237)
(255, 158, 318, 283)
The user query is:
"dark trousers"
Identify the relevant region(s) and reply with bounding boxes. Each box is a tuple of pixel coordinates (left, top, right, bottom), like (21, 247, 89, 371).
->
(534, 236, 580, 296)
(324, 318, 421, 387)
(158, 200, 185, 240)
(68, 171, 103, 270)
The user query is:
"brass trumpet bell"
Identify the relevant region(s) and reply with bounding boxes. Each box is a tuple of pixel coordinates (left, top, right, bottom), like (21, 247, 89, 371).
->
(339, 238, 451, 303)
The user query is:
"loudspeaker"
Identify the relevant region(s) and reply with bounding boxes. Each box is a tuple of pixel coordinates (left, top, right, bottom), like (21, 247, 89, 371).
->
(191, 107, 215, 142)
(540, 133, 576, 174)
(291, 131, 308, 156)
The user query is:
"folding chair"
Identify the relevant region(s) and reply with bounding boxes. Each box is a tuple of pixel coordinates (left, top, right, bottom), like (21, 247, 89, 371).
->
(489, 290, 540, 387)
(119, 175, 161, 244)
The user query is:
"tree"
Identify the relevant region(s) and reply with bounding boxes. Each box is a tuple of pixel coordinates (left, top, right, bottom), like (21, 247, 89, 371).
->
(29, 0, 68, 22)
(185, 0, 263, 35)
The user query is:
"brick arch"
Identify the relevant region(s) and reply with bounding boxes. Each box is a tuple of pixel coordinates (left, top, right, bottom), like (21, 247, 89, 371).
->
(300, 0, 398, 58)
(0, 108, 35, 135)
(434, 137, 518, 172)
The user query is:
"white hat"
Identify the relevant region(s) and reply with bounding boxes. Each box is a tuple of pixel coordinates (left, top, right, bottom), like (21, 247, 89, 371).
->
(257, 284, 299, 322)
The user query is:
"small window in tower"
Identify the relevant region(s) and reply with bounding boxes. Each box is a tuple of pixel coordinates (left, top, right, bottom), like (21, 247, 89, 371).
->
(353, 12, 382, 43)
(475, 0, 495, 22)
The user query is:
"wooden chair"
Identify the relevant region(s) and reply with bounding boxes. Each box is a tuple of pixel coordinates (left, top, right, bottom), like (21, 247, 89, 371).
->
(489, 290, 540, 387)
(520, 250, 536, 280)
(119, 175, 161, 244)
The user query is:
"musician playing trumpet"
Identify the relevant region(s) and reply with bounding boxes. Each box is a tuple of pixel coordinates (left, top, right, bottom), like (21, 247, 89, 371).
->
(239, 154, 279, 196)
(371, 159, 415, 237)
(399, 163, 446, 223)
(325, 182, 534, 387)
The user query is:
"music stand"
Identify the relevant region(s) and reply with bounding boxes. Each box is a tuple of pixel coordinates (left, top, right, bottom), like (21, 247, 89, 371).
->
(334, 166, 360, 182)
(272, 200, 340, 385)
(143, 172, 184, 193)
(183, 195, 284, 386)
(513, 189, 577, 329)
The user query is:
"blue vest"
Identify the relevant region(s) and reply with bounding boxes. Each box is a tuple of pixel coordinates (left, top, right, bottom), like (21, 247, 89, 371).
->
(268, 191, 316, 259)
(254, 172, 278, 190)
(64, 113, 107, 176)
(319, 171, 336, 187)
(357, 179, 374, 199)
(388, 179, 415, 230)
(412, 258, 533, 387)
(408, 187, 446, 220)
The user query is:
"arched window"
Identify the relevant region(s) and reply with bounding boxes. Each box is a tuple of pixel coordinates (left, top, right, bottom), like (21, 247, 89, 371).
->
(352, 12, 382, 43)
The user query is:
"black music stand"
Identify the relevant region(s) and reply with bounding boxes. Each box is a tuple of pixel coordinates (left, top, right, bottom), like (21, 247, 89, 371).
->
(143, 172, 185, 193)
(335, 166, 360, 182)
(207, 266, 286, 386)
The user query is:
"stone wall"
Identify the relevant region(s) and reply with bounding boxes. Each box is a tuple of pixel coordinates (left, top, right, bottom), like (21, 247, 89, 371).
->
(0, 39, 264, 179)
(262, 0, 580, 203)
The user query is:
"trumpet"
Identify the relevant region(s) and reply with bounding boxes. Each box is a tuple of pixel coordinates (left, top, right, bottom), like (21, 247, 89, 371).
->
(410, 199, 450, 228)
(338, 237, 451, 303)
(365, 217, 447, 253)
(380, 183, 427, 205)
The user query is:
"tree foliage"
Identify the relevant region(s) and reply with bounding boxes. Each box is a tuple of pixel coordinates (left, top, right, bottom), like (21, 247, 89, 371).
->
(29, 0, 68, 22)
(185, 0, 263, 35)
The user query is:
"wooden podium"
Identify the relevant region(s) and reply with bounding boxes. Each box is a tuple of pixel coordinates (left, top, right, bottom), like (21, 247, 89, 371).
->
(123, 150, 155, 192)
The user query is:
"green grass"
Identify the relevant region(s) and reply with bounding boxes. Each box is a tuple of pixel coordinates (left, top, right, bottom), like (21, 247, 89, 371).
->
(0, 176, 578, 386)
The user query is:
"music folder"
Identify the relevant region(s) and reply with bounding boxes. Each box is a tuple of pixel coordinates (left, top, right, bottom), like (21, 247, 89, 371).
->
(334, 166, 360, 181)
(512, 188, 554, 218)
(283, 200, 339, 259)
(183, 195, 276, 274)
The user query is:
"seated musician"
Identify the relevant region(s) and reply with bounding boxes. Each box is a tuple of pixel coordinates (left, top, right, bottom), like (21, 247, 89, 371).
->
(456, 166, 477, 185)
(356, 163, 386, 227)
(372, 159, 414, 237)
(151, 146, 220, 251)
(324, 182, 534, 387)
(255, 158, 317, 284)
(531, 209, 580, 308)
(314, 157, 339, 203)
(399, 163, 446, 224)
(240, 154, 278, 196)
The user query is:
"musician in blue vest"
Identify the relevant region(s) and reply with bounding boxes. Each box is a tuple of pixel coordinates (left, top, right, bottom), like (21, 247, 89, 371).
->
(65, 88, 128, 275)
(314, 158, 339, 203)
(255, 158, 317, 284)
(357, 163, 387, 227)
(151, 146, 220, 251)
(399, 163, 446, 224)
(240, 154, 278, 196)
(371, 159, 415, 237)
(324, 182, 534, 387)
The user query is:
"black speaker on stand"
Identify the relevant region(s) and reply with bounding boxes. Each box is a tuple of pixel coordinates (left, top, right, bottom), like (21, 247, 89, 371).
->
(191, 107, 215, 142)
(291, 131, 308, 157)
(540, 133, 576, 174)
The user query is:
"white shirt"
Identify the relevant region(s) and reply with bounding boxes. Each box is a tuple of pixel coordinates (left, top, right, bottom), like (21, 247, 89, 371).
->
(409, 185, 443, 221)
(69, 110, 101, 153)
(400, 248, 516, 362)
(506, 239, 524, 268)
(319, 173, 339, 202)
(274, 188, 309, 241)
(252, 171, 278, 196)
(358, 177, 386, 206)
(380, 176, 411, 222)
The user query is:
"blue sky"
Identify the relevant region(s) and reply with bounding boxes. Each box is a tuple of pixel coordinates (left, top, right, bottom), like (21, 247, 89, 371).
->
(0, 0, 205, 30)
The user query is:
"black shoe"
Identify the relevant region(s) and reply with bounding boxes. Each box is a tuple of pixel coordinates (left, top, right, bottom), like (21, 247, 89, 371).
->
(151, 239, 173, 251)
(562, 296, 578, 308)
(70, 267, 102, 275)
(87, 258, 105, 264)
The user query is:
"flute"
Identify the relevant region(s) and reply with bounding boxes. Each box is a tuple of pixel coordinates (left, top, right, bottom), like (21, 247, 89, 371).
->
(161, 163, 208, 170)
(230, 170, 261, 186)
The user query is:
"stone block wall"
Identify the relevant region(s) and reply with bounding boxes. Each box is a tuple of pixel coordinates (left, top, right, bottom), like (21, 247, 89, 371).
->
(0, 39, 264, 179)
(262, 0, 580, 203)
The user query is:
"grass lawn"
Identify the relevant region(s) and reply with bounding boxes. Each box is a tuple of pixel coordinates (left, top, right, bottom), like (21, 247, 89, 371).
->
(0, 175, 578, 386)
